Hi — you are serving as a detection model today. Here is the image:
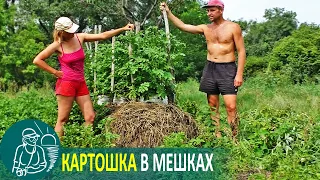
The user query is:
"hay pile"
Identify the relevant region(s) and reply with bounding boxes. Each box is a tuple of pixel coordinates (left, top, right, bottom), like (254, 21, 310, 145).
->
(109, 102, 198, 147)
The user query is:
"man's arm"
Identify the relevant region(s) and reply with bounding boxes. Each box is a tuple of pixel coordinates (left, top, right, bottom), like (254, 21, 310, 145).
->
(233, 23, 246, 87)
(160, 2, 204, 34)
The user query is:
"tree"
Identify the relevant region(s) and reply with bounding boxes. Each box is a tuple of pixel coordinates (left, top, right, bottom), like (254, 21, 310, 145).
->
(0, 0, 15, 90)
(17, 0, 127, 43)
(4, 20, 46, 88)
(232, 18, 255, 34)
(0, 1, 47, 91)
(121, 0, 160, 31)
(244, 8, 298, 57)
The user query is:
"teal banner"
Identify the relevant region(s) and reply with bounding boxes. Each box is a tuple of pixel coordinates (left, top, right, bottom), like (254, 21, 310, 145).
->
(0, 119, 228, 180)
(0, 147, 228, 180)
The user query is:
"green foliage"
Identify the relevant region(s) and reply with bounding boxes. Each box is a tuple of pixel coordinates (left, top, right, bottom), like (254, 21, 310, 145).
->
(0, 0, 15, 90)
(18, 0, 127, 42)
(87, 26, 185, 100)
(270, 24, 320, 84)
(245, 8, 298, 57)
(2, 20, 46, 88)
(240, 108, 310, 158)
(0, 1, 51, 91)
(237, 73, 319, 118)
(0, 0, 13, 51)
(228, 107, 320, 179)
(17, 0, 164, 43)
(0, 87, 57, 140)
(61, 121, 119, 148)
(175, 76, 320, 178)
(170, 0, 208, 81)
(120, 0, 163, 25)
(243, 71, 291, 89)
(244, 56, 268, 78)
(0, 88, 119, 148)
(232, 19, 255, 34)
(161, 132, 188, 147)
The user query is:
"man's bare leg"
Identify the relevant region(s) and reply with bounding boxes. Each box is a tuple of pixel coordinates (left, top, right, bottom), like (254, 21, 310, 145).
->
(222, 95, 239, 138)
(207, 94, 221, 138)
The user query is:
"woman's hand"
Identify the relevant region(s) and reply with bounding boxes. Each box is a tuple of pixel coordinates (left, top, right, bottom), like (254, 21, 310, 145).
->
(53, 70, 63, 78)
(123, 23, 135, 31)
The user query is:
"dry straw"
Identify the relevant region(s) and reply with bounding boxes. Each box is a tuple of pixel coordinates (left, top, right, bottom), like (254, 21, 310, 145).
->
(109, 102, 199, 147)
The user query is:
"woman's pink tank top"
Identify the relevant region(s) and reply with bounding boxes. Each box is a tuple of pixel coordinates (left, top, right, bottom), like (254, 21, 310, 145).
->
(58, 34, 85, 82)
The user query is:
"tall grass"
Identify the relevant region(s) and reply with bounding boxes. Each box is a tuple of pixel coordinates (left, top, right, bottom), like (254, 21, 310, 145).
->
(176, 77, 320, 120)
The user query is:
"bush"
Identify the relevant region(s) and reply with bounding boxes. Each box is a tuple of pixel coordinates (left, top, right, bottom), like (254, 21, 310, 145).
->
(244, 56, 269, 78)
(270, 24, 320, 84)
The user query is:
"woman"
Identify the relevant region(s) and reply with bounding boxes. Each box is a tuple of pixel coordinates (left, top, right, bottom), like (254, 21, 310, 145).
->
(33, 17, 134, 138)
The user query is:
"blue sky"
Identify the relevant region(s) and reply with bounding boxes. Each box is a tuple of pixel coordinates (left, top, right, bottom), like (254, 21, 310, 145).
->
(204, 0, 319, 24)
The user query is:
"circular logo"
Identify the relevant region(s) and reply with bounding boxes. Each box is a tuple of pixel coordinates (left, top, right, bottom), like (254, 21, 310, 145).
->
(0, 119, 60, 180)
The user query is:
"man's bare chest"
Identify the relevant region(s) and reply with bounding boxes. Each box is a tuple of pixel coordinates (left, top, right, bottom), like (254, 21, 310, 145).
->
(204, 27, 233, 44)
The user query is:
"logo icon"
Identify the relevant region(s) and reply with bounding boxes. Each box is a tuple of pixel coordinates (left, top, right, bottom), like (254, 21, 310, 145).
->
(1, 119, 60, 180)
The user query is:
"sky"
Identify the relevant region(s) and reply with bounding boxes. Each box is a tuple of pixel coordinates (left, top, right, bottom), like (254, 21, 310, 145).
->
(203, 0, 320, 24)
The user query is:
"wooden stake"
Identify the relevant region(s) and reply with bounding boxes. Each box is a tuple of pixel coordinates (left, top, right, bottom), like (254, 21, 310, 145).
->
(162, 9, 175, 104)
(93, 25, 102, 94)
(111, 33, 115, 93)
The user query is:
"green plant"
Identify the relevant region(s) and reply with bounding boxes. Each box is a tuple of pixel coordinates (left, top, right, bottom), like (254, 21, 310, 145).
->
(86, 26, 185, 101)
(161, 132, 188, 147)
(61, 122, 119, 148)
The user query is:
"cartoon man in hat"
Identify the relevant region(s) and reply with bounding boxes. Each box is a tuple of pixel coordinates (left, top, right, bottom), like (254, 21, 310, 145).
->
(160, 0, 246, 139)
(12, 128, 47, 176)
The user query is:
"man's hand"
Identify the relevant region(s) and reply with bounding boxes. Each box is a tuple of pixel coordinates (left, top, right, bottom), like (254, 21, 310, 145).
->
(53, 70, 63, 78)
(160, 2, 170, 12)
(123, 23, 135, 31)
(234, 75, 243, 87)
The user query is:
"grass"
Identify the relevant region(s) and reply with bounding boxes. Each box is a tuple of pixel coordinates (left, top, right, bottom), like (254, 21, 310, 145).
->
(176, 77, 320, 120)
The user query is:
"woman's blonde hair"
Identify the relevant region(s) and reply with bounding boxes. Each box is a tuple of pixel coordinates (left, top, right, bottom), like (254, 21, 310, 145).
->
(53, 30, 64, 44)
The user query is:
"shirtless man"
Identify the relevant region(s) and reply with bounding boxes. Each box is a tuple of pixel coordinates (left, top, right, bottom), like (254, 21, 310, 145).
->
(160, 0, 246, 138)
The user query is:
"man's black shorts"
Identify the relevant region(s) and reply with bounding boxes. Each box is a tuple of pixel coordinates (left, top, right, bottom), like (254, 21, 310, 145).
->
(199, 60, 238, 95)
